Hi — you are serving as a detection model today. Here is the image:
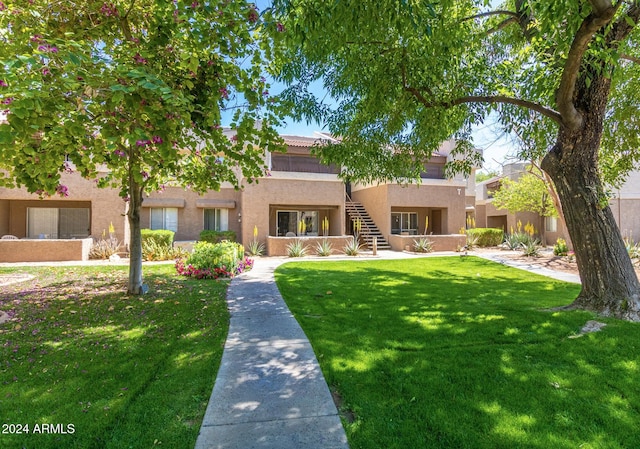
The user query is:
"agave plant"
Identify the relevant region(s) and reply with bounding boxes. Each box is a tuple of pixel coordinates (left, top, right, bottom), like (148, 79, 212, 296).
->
(343, 238, 364, 256)
(286, 239, 308, 257)
(521, 239, 541, 257)
(412, 237, 434, 253)
(315, 239, 333, 256)
(246, 239, 265, 257)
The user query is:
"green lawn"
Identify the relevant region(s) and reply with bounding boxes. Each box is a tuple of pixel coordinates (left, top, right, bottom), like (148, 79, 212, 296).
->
(0, 264, 228, 449)
(275, 256, 640, 449)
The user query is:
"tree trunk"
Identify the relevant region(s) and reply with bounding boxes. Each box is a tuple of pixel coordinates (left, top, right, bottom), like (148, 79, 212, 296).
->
(127, 177, 145, 295)
(542, 128, 640, 321)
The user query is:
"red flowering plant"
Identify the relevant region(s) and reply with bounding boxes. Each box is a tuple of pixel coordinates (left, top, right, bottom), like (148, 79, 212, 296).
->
(176, 241, 253, 280)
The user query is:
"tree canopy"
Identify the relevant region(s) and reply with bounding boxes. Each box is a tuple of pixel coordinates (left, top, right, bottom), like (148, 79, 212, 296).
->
(0, 0, 285, 293)
(491, 169, 557, 217)
(271, 0, 640, 320)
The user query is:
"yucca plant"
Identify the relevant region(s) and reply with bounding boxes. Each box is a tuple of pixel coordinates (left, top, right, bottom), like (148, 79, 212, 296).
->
(412, 237, 434, 253)
(521, 239, 541, 257)
(465, 232, 480, 250)
(286, 239, 308, 257)
(343, 238, 364, 256)
(246, 239, 265, 257)
(315, 239, 333, 256)
(89, 237, 121, 259)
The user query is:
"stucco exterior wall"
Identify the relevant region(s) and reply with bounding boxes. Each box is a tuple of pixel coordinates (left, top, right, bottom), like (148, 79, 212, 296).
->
(0, 238, 92, 262)
(240, 176, 346, 246)
(610, 198, 640, 242)
(352, 182, 466, 237)
(266, 235, 353, 256)
(388, 234, 467, 252)
(0, 172, 127, 241)
(351, 184, 391, 235)
(142, 187, 242, 241)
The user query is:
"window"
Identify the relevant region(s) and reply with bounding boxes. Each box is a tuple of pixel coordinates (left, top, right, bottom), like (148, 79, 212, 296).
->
(391, 212, 418, 235)
(27, 207, 90, 239)
(545, 216, 558, 232)
(150, 208, 178, 232)
(277, 210, 318, 236)
(204, 208, 229, 231)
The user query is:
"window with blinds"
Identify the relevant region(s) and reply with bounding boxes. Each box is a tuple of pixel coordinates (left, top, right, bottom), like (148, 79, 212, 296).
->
(27, 207, 90, 239)
(150, 208, 178, 232)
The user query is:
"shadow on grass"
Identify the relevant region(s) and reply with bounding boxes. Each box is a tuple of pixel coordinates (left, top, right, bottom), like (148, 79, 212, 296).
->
(275, 256, 640, 449)
(0, 266, 229, 449)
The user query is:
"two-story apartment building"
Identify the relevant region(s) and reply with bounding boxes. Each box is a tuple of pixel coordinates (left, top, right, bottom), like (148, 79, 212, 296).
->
(0, 133, 478, 260)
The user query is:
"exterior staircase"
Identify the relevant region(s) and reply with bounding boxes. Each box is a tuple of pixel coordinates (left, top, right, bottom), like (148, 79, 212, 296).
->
(345, 201, 391, 250)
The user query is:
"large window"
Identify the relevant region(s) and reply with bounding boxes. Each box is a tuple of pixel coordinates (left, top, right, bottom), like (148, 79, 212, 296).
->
(204, 208, 229, 231)
(27, 207, 90, 239)
(277, 210, 318, 236)
(391, 212, 418, 235)
(150, 208, 178, 232)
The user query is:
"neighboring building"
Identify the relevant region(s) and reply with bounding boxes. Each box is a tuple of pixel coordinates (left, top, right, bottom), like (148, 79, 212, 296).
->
(475, 163, 640, 246)
(0, 134, 479, 260)
(475, 163, 554, 241)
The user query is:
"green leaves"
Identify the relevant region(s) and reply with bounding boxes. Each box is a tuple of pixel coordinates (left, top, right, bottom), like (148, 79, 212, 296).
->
(0, 0, 285, 197)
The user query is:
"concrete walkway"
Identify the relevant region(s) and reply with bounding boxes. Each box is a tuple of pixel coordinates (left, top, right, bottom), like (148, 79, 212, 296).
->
(194, 257, 349, 449)
(476, 250, 581, 284)
(194, 249, 582, 449)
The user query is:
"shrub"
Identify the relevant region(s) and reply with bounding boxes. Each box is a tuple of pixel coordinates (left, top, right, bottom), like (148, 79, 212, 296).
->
(286, 239, 308, 257)
(623, 233, 640, 259)
(141, 229, 174, 248)
(199, 230, 237, 243)
(503, 232, 533, 250)
(412, 237, 434, 253)
(142, 239, 188, 261)
(553, 238, 569, 256)
(465, 228, 504, 247)
(176, 241, 249, 279)
(343, 238, 364, 256)
(315, 239, 333, 256)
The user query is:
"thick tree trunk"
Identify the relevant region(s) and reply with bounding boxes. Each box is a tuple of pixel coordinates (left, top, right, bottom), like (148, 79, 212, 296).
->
(542, 128, 640, 321)
(127, 177, 145, 295)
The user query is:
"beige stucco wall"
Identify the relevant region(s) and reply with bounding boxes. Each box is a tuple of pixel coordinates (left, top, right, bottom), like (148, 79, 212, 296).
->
(0, 238, 92, 262)
(0, 172, 127, 241)
(240, 176, 346, 246)
(388, 234, 467, 252)
(142, 187, 242, 242)
(352, 182, 467, 237)
(611, 198, 640, 242)
(266, 235, 353, 256)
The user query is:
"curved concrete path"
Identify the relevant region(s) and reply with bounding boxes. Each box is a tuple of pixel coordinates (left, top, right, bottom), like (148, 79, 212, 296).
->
(194, 257, 349, 449)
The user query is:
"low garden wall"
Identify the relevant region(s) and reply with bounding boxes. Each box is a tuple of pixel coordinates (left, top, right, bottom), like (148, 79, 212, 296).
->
(388, 234, 467, 252)
(0, 238, 93, 263)
(267, 236, 354, 256)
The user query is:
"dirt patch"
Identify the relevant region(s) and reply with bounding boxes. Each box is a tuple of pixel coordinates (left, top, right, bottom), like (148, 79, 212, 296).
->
(331, 388, 356, 424)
